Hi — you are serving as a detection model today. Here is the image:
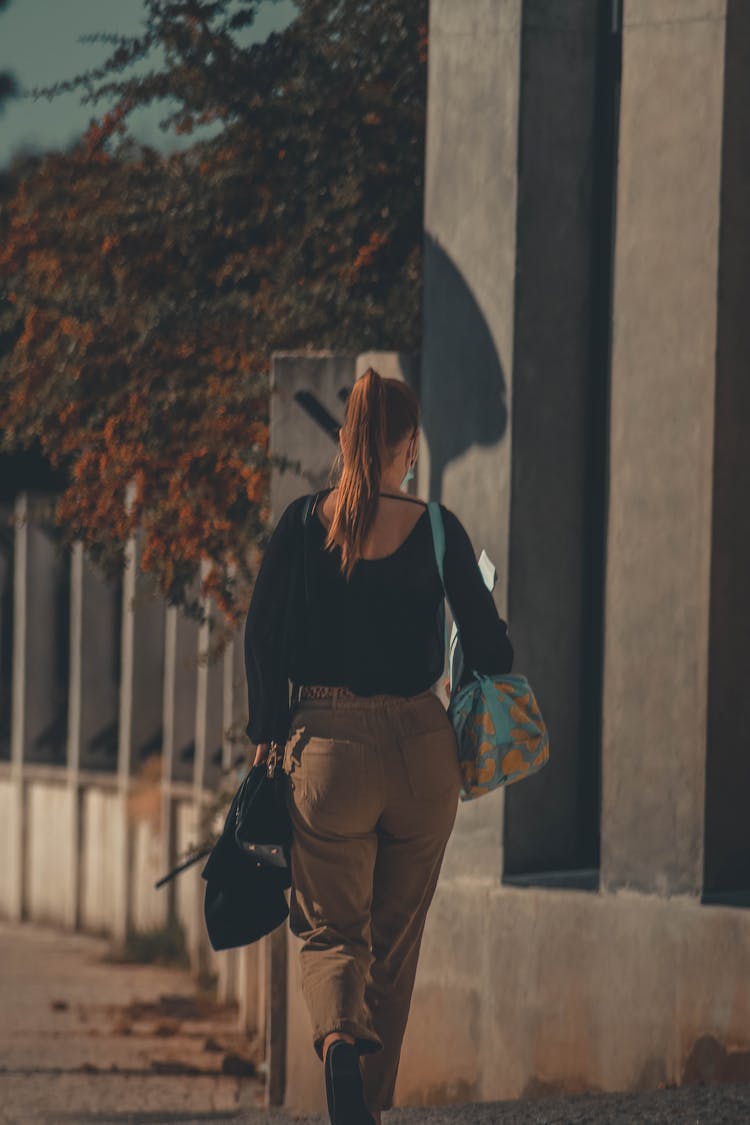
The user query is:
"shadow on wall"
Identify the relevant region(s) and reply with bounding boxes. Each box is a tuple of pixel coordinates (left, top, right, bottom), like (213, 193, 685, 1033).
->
(281, 236, 507, 501)
(421, 235, 508, 500)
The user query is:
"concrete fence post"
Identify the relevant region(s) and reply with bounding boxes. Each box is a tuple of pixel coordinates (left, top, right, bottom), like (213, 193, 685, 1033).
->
(9, 492, 28, 922)
(66, 541, 84, 930)
(114, 481, 138, 943)
(217, 606, 242, 1005)
(160, 605, 179, 927)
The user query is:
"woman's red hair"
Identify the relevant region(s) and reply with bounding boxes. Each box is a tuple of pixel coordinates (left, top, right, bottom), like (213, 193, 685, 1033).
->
(324, 367, 419, 580)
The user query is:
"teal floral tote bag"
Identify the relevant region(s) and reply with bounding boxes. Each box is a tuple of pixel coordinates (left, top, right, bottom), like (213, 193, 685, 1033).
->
(427, 501, 550, 801)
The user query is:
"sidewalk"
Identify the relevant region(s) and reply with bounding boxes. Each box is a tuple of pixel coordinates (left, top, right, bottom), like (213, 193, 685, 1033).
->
(1, 920, 749, 1124)
(0, 919, 262, 1124)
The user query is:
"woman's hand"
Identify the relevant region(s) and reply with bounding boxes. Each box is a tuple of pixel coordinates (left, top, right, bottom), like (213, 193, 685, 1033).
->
(252, 741, 270, 767)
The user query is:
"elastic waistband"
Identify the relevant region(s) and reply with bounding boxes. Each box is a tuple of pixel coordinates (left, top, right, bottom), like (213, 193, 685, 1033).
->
(292, 683, 437, 710)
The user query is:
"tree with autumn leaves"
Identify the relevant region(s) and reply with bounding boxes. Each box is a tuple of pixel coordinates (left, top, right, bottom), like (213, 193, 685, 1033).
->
(0, 0, 428, 635)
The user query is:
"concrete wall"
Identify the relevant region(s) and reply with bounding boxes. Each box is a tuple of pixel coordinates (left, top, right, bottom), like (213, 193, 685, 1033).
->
(79, 785, 125, 935)
(279, 0, 750, 1113)
(26, 781, 76, 924)
(0, 779, 20, 915)
(419, 0, 522, 896)
(601, 0, 726, 896)
(400, 882, 750, 1102)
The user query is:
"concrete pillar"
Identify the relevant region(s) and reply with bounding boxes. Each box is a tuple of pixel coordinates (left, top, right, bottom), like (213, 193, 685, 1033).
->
(193, 559, 211, 800)
(601, 0, 728, 896)
(194, 578, 225, 794)
(217, 616, 248, 1006)
(195, 560, 237, 995)
(421, 0, 522, 878)
(66, 542, 84, 930)
(0, 502, 12, 763)
(160, 605, 179, 925)
(238, 942, 261, 1036)
(115, 480, 165, 939)
(114, 488, 137, 941)
(9, 493, 28, 920)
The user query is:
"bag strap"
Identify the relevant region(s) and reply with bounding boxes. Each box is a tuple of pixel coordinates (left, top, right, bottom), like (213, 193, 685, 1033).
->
(426, 500, 452, 666)
(427, 500, 446, 587)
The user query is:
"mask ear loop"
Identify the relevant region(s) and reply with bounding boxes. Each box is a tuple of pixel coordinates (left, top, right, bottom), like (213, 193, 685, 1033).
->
(402, 437, 417, 485)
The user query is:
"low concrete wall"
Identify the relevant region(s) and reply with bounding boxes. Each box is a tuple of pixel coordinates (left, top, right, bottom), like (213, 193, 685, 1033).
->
(397, 879, 750, 1104)
(130, 813, 168, 933)
(283, 844, 750, 1113)
(80, 786, 124, 936)
(26, 781, 76, 926)
(0, 779, 20, 917)
(174, 799, 205, 969)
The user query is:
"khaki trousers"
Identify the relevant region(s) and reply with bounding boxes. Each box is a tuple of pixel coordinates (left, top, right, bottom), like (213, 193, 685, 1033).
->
(282, 686, 462, 1113)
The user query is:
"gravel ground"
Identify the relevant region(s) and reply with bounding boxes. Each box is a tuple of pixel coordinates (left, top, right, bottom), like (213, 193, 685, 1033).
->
(48, 1080, 750, 1124)
(32, 1081, 750, 1124)
(180, 1083, 750, 1125)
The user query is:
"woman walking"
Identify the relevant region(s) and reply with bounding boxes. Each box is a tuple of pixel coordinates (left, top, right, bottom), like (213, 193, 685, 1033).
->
(244, 368, 513, 1124)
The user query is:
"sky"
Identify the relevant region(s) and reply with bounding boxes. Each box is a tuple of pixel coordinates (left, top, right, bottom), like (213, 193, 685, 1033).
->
(0, 0, 297, 167)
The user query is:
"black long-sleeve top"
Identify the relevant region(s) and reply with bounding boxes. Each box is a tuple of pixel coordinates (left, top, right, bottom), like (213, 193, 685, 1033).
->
(243, 490, 513, 744)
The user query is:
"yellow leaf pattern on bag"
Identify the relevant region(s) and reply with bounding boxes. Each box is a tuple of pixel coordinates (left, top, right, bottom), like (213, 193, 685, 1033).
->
(453, 676, 550, 801)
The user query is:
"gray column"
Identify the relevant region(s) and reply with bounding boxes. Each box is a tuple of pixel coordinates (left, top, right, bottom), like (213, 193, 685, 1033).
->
(0, 503, 13, 763)
(421, 0, 522, 876)
(160, 605, 180, 924)
(193, 564, 211, 799)
(66, 542, 84, 929)
(601, 0, 728, 895)
(115, 480, 166, 938)
(238, 942, 261, 1035)
(8, 493, 28, 921)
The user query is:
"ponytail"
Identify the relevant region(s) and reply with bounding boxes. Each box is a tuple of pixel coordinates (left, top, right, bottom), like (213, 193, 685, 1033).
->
(324, 367, 387, 581)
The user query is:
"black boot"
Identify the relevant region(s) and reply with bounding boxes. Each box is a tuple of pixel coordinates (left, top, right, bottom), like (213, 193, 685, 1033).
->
(324, 1039, 376, 1125)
